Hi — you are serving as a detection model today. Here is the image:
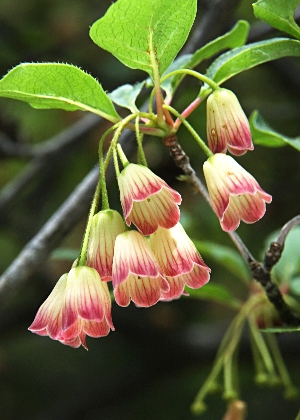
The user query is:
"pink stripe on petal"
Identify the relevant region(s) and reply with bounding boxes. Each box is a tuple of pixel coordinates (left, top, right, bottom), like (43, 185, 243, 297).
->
(160, 276, 185, 300)
(182, 264, 211, 289)
(76, 270, 104, 322)
(83, 319, 111, 338)
(62, 319, 82, 341)
(129, 276, 161, 307)
(47, 311, 64, 340)
(60, 334, 84, 349)
(114, 231, 159, 278)
(114, 282, 131, 307)
(129, 189, 180, 235)
(237, 194, 267, 223)
(29, 274, 67, 332)
(221, 199, 241, 231)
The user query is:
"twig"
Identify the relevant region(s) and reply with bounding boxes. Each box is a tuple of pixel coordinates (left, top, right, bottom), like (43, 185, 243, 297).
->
(0, 113, 101, 214)
(249, 214, 300, 326)
(275, 215, 300, 247)
(0, 131, 36, 158)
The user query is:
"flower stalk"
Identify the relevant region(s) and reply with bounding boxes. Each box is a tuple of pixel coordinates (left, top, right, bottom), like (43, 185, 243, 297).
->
(163, 104, 213, 158)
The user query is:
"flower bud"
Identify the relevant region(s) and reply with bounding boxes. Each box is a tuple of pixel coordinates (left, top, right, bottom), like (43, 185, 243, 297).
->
(206, 88, 253, 156)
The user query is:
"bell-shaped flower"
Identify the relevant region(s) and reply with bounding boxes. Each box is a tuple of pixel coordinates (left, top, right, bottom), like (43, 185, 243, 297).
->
(203, 153, 272, 232)
(86, 209, 125, 281)
(206, 88, 253, 156)
(28, 273, 69, 342)
(150, 223, 211, 300)
(112, 230, 169, 307)
(118, 163, 181, 235)
(62, 266, 114, 339)
(29, 266, 114, 349)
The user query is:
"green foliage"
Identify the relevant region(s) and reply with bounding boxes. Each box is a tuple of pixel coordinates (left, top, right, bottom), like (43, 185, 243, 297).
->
(109, 82, 145, 112)
(201, 38, 300, 95)
(185, 20, 249, 73)
(160, 20, 250, 98)
(89, 0, 197, 79)
(193, 240, 250, 282)
(253, 0, 300, 40)
(291, 277, 300, 296)
(0, 63, 120, 121)
(186, 283, 241, 309)
(264, 227, 300, 284)
(250, 111, 300, 151)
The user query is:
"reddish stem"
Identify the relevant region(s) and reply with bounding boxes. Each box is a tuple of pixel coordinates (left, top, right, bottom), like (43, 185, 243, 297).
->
(174, 97, 202, 130)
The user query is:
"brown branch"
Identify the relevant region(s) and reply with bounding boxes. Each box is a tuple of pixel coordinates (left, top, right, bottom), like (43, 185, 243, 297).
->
(0, 113, 101, 214)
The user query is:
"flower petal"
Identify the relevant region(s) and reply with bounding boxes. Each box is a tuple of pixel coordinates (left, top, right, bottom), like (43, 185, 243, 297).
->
(87, 210, 125, 280)
(203, 154, 272, 231)
(112, 231, 160, 286)
(28, 273, 67, 339)
(114, 274, 169, 307)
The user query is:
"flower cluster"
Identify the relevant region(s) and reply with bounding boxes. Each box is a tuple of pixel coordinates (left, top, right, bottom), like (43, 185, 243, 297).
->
(29, 87, 272, 350)
(29, 164, 211, 348)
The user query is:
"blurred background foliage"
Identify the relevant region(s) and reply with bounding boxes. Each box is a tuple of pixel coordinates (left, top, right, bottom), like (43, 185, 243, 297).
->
(0, 0, 300, 419)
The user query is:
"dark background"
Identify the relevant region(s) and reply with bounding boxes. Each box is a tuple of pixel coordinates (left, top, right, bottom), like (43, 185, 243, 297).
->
(0, 0, 300, 419)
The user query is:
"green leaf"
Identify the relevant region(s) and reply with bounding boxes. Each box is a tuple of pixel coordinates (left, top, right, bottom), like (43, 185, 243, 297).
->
(90, 0, 197, 79)
(109, 82, 145, 112)
(160, 20, 249, 99)
(253, 0, 300, 40)
(186, 283, 241, 308)
(262, 327, 300, 333)
(250, 110, 300, 151)
(201, 38, 300, 94)
(0, 63, 120, 121)
(291, 277, 300, 296)
(193, 240, 250, 282)
(263, 226, 300, 283)
(186, 20, 249, 73)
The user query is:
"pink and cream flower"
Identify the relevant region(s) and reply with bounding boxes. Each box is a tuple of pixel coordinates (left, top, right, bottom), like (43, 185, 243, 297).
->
(86, 209, 125, 281)
(206, 88, 253, 156)
(112, 230, 169, 307)
(29, 266, 114, 349)
(203, 153, 272, 232)
(118, 163, 181, 235)
(150, 223, 211, 300)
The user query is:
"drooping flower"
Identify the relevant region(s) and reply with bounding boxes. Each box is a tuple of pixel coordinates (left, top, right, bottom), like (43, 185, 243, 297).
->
(29, 266, 114, 349)
(206, 88, 253, 156)
(150, 223, 211, 300)
(86, 209, 125, 281)
(118, 163, 181, 235)
(112, 230, 169, 307)
(203, 153, 272, 232)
